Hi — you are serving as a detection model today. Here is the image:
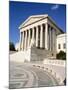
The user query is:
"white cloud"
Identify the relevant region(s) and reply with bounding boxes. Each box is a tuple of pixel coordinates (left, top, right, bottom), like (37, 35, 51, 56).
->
(51, 5, 59, 10)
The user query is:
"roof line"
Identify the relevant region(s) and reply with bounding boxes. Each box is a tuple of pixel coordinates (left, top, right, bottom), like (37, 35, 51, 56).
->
(19, 14, 48, 29)
(48, 17, 64, 33)
(19, 17, 48, 29)
(19, 15, 64, 33)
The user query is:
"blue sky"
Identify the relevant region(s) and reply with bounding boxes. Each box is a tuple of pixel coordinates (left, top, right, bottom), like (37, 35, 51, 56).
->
(9, 1, 66, 45)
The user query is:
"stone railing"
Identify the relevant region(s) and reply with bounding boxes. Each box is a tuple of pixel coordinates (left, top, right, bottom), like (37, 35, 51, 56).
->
(31, 60, 66, 85)
(43, 59, 65, 67)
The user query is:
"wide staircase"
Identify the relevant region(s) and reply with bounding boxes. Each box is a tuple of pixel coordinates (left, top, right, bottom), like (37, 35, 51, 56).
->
(10, 46, 56, 62)
(30, 46, 56, 61)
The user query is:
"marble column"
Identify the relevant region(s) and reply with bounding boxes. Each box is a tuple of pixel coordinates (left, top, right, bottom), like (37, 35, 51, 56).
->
(20, 32, 21, 50)
(51, 28, 53, 51)
(28, 29, 31, 48)
(22, 31, 24, 50)
(52, 28, 56, 51)
(53, 29, 54, 51)
(32, 27, 35, 41)
(21, 32, 23, 50)
(24, 31, 25, 50)
(49, 26, 52, 51)
(40, 25, 43, 48)
(24, 31, 26, 50)
(52, 29, 54, 51)
(45, 23, 48, 50)
(54, 29, 56, 52)
(25, 30, 28, 50)
(36, 26, 39, 47)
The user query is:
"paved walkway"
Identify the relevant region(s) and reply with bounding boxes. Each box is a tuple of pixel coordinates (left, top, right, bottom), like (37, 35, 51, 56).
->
(29, 61, 65, 84)
(9, 61, 59, 89)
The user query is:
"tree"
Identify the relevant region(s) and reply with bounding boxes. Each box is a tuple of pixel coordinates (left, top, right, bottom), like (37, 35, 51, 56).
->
(56, 51, 66, 60)
(9, 42, 15, 51)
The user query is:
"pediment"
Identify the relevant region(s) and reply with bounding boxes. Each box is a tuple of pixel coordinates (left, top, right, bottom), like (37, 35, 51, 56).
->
(19, 14, 48, 29)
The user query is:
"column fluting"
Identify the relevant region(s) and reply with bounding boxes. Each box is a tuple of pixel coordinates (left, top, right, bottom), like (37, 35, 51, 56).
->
(45, 23, 48, 50)
(40, 25, 43, 48)
(36, 26, 39, 47)
(28, 29, 31, 48)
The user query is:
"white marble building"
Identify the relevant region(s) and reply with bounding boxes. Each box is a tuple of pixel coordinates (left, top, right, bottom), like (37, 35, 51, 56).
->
(57, 34, 66, 53)
(18, 14, 65, 61)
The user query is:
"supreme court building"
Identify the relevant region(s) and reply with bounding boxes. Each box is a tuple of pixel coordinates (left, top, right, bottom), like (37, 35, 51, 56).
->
(18, 14, 64, 61)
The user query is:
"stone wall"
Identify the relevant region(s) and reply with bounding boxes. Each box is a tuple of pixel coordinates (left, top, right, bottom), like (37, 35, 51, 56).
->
(10, 49, 31, 62)
(10, 46, 57, 62)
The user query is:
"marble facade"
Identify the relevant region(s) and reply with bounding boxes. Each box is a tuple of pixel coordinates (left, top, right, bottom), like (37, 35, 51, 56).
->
(19, 14, 63, 58)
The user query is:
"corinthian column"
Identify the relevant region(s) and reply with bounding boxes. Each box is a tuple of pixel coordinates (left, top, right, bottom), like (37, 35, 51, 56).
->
(28, 29, 31, 48)
(24, 31, 26, 50)
(45, 23, 48, 50)
(52, 28, 56, 51)
(22, 31, 24, 50)
(21, 32, 23, 50)
(32, 27, 35, 41)
(20, 32, 21, 50)
(36, 26, 39, 47)
(40, 25, 43, 48)
(51, 28, 53, 51)
(24, 31, 27, 50)
(49, 26, 51, 51)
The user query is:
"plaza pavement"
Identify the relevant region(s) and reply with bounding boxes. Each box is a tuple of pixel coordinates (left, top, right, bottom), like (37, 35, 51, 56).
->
(9, 61, 59, 89)
(9, 51, 65, 88)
